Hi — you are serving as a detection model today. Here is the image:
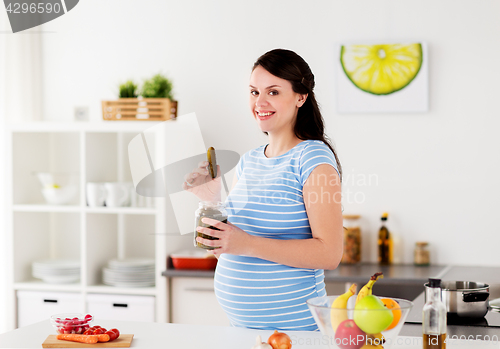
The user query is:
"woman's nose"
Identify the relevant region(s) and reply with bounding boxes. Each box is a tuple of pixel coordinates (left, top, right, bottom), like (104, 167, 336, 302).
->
(255, 94, 268, 107)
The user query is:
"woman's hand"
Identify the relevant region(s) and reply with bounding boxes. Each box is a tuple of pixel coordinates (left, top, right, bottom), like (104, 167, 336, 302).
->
(182, 161, 222, 202)
(196, 217, 252, 258)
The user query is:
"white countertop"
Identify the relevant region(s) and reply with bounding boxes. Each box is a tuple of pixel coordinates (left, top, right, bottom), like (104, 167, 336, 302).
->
(0, 319, 488, 349)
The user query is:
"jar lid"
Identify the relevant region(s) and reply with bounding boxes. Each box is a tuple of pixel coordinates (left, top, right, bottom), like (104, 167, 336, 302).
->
(343, 214, 361, 219)
(416, 241, 429, 247)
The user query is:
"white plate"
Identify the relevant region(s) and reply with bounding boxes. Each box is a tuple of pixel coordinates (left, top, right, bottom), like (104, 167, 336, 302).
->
(108, 258, 154, 268)
(103, 280, 155, 288)
(33, 259, 80, 268)
(36, 275, 80, 284)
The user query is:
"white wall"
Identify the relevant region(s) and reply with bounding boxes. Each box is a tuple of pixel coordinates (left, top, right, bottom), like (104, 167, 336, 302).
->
(21, 0, 500, 267)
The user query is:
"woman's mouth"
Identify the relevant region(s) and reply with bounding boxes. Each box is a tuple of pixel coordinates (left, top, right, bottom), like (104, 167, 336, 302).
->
(256, 111, 275, 121)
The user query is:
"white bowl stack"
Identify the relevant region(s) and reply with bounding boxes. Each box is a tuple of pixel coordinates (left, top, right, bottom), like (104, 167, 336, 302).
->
(32, 260, 80, 284)
(103, 258, 155, 287)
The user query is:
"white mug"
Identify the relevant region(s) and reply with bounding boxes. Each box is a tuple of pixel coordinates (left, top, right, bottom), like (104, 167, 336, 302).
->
(86, 182, 106, 207)
(104, 182, 130, 207)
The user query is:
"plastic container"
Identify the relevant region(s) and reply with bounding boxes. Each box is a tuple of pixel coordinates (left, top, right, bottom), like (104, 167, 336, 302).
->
(170, 250, 218, 270)
(50, 313, 93, 334)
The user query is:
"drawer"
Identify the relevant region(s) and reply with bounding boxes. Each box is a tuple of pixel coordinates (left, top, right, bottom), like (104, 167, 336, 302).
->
(171, 277, 229, 326)
(87, 294, 155, 322)
(17, 290, 83, 328)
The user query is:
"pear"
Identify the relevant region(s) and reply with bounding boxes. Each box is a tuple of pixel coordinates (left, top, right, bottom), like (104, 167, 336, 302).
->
(353, 295, 393, 334)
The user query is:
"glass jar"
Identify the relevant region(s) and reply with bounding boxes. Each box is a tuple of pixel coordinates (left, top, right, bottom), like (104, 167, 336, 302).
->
(414, 242, 430, 266)
(341, 215, 361, 264)
(194, 201, 228, 250)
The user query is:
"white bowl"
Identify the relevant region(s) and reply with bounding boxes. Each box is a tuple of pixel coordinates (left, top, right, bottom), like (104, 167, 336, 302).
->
(42, 186, 77, 205)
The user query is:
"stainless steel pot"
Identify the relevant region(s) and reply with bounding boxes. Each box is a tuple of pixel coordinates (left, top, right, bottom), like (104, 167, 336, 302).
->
(425, 281, 490, 318)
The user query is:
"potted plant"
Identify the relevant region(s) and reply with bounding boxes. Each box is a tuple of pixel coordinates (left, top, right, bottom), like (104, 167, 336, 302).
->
(118, 80, 138, 98)
(141, 74, 174, 99)
(102, 74, 177, 121)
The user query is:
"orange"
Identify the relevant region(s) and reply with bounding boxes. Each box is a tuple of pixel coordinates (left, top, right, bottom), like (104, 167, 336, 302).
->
(381, 298, 401, 330)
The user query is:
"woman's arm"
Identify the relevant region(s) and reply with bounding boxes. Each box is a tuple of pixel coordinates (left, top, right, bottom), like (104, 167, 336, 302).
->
(197, 164, 343, 270)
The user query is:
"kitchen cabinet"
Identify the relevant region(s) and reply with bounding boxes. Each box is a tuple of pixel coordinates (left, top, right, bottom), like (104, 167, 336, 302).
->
(5, 122, 181, 330)
(16, 290, 83, 327)
(170, 277, 230, 326)
(87, 294, 155, 322)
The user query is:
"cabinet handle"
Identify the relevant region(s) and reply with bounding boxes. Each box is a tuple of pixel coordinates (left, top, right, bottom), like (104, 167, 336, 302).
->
(44, 299, 58, 303)
(113, 303, 128, 308)
(185, 288, 214, 292)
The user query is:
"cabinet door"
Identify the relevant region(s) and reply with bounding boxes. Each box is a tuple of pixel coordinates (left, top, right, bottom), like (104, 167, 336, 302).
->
(87, 294, 155, 322)
(171, 278, 229, 326)
(17, 290, 83, 327)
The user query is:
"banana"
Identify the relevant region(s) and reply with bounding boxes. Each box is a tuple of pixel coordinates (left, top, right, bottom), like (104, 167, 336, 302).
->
(355, 272, 384, 305)
(330, 283, 357, 330)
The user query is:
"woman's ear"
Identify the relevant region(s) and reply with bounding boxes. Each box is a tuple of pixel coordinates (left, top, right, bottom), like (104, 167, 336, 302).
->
(297, 94, 308, 107)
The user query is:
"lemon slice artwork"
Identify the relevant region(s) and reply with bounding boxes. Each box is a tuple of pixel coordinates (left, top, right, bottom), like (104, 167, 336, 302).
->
(340, 43, 423, 95)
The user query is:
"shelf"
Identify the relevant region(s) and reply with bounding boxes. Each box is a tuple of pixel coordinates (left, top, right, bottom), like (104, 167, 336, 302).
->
(8, 121, 166, 133)
(85, 285, 157, 296)
(85, 207, 158, 215)
(12, 204, 81, 213)
(8, 124, 175, 328)
(13, 281, 82, 292)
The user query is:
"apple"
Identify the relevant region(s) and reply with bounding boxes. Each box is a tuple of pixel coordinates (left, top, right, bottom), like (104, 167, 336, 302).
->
(334, 319, 366, 349)
(353, 295, 393, 334)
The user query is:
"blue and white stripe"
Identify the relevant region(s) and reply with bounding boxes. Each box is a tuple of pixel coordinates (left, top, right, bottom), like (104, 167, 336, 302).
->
(214, 140, 339, 331)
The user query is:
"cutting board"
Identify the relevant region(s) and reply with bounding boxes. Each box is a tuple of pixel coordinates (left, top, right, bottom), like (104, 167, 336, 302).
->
(42, 334, 134, 348)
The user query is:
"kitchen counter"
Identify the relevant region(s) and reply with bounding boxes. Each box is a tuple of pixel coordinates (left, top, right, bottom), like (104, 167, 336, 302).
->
(161, 262, 449, 282)
(0, 319, 474, 349)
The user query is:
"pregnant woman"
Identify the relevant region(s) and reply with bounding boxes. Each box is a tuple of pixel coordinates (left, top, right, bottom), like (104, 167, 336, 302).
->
(183, 49, 343, 331)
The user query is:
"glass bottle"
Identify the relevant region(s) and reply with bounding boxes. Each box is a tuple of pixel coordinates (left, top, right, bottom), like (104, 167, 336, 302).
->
(423, 278, 447, 349)
(414, 242, 430, 266)
(341, 215, 361, 264)
(194, 201, 228, 250)
(378, 212, 392, 265)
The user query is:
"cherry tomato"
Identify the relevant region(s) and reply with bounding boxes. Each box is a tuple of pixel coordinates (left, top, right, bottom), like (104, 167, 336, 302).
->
(93, 328, 105, 335)
(83, 329, 93, 335)
(106, 328, 120, 341)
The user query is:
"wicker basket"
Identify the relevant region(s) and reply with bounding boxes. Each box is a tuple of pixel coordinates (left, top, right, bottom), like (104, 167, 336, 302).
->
(102, 98, 177, 121)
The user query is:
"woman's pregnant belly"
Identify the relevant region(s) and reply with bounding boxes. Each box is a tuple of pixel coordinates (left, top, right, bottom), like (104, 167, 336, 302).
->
(213, 254, 326, 331)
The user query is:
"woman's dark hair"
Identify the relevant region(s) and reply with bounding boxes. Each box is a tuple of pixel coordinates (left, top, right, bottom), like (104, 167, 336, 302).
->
(253, 48, 342, 181)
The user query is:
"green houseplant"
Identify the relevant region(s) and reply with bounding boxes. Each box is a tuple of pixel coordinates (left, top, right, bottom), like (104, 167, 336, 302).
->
(141, 74, 174, 99)
(118, 80, 138, 98)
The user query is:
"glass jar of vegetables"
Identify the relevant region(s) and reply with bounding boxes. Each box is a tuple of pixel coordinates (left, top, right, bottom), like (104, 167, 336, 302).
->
(341, 215, 362, 264)
(194, 201, 228, 250)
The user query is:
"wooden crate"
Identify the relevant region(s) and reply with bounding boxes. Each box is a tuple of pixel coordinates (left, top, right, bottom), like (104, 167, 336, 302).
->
(102, 98, 177, 121)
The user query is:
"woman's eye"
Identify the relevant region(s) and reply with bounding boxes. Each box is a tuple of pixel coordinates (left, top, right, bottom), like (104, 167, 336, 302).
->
(250, 90, 259, 96)
(269, 90, 278, 96)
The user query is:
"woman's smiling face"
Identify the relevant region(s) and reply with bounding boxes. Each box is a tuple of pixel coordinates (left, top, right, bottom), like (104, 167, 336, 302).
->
(249, 66, 306, 134)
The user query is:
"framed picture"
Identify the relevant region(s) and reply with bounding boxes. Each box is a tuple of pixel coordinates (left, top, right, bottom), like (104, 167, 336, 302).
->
(336, 41, 428, 113)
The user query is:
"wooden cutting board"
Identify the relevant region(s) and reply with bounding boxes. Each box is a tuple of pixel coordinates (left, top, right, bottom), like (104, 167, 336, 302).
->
(42, 334, 134, 348)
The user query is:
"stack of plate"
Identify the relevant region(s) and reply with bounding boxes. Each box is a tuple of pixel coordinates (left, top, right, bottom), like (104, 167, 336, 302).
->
(103, 258, 155, 287)
(32, 259, 80, 284)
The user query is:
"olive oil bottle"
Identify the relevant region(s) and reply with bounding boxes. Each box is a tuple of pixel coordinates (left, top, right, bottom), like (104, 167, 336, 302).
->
(423, 278, 447, 349)
(378, 212, 392, 265)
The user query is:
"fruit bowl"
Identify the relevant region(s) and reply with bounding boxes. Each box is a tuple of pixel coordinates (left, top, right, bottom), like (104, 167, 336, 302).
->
(306, 296, 413, 349)
(50, 313, 93, 334)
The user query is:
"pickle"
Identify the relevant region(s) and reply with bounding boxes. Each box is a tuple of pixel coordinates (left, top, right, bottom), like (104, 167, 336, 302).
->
(207, 147, 217, 179)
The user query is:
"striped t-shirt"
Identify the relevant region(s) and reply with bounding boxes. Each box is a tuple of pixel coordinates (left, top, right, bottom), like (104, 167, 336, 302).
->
(214, 140, 339, 331)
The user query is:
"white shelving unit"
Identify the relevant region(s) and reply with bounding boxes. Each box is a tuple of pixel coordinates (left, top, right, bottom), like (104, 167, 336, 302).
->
(5, 121, 191, 330)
